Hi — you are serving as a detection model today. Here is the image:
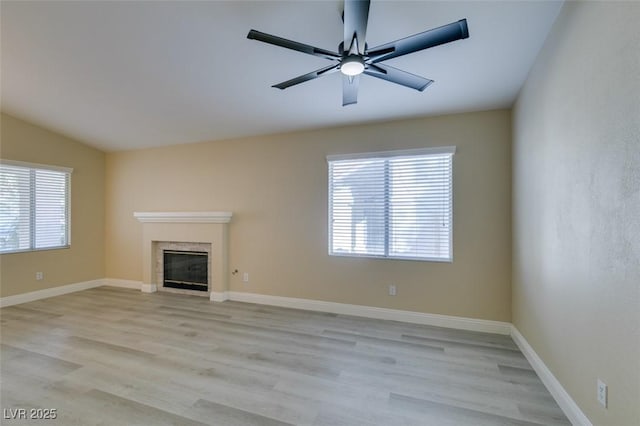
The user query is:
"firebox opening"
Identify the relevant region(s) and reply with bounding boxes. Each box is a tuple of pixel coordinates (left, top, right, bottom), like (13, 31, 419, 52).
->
(163, 250, 208, 292)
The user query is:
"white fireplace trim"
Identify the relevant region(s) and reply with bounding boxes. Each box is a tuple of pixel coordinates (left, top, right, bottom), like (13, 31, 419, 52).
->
(134, 211, 232, 223)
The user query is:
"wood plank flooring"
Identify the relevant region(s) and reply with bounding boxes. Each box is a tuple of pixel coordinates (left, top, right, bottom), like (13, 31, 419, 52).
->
(0, 287, 570, 425)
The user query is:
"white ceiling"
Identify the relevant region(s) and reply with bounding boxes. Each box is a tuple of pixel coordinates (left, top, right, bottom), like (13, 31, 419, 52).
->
(1, 1, 563, 152)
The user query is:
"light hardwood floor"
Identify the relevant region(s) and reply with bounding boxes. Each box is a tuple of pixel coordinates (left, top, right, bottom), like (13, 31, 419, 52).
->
(0, 287, 570, 425)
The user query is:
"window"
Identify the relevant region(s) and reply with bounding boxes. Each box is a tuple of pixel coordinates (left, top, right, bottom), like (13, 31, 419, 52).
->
(0, 160, 72, 254)
(328, 146, 454, 262)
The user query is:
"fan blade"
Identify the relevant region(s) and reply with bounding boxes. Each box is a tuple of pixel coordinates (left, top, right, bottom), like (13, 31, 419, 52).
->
(364, 64, 433, 91)
(343, 0, 370, 54)
(342, 75, 360, 106)
(273, 64, 340, 90)
(367, 19, 469, 63)
(248, 30, 340, 61)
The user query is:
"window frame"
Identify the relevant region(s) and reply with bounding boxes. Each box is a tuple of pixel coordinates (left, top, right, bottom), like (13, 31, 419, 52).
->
(327, 146, 455, 262)
(0, 159, 73, 254)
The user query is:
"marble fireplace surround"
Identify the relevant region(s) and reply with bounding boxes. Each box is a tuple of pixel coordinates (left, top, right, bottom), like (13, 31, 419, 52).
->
(134, 212, 232, 301)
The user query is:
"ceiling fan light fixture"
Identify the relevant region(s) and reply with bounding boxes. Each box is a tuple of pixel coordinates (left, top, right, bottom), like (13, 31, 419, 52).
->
(340, 55, 365, 76)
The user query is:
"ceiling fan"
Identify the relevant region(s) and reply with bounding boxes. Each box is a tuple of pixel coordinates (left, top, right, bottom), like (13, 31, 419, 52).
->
(247, 0, 469, 106)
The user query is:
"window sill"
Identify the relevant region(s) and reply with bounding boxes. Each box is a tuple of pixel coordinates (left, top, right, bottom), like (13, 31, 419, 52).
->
(0, 245, 71, 255)
(329, 252, 453, 263)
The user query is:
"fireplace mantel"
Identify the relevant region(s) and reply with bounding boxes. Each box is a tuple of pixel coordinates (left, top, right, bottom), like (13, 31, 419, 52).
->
(134, 211, 232, 223)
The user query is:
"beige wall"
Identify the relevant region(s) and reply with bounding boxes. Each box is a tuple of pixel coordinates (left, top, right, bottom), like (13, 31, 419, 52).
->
(512, 2, 640, 425)
(106, 110, 512, 321)
(0, 113, 105, 297)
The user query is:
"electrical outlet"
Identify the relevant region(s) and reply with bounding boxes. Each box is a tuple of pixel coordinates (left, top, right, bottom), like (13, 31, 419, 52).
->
(36, 272, 43, 280)
(597, 379, 608, 408)
(243, 272, 249, 283)
(388, 284, 397, 296)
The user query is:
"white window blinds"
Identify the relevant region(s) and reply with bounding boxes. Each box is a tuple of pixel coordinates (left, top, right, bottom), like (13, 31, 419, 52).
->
(328, 147, 454, 262)
(0, 160, 72, 253)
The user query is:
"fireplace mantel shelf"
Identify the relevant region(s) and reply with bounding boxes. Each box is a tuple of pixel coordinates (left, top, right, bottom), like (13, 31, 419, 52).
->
(134, 211, 232, 224)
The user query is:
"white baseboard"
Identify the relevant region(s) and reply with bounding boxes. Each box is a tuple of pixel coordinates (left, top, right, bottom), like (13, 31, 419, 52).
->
(104, 279, 157, 293)
(225, 291, 511, 335)
(210, 291, 229, 302)
(103, 278, 142, 290)
(141, 283, 157, 293)
(511, 326, 592, 426)
(0, 279, 105, 308)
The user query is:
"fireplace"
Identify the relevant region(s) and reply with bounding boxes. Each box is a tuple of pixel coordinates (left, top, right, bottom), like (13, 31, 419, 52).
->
(163, 250, 208, 292)
(134, 211, 232, 301)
